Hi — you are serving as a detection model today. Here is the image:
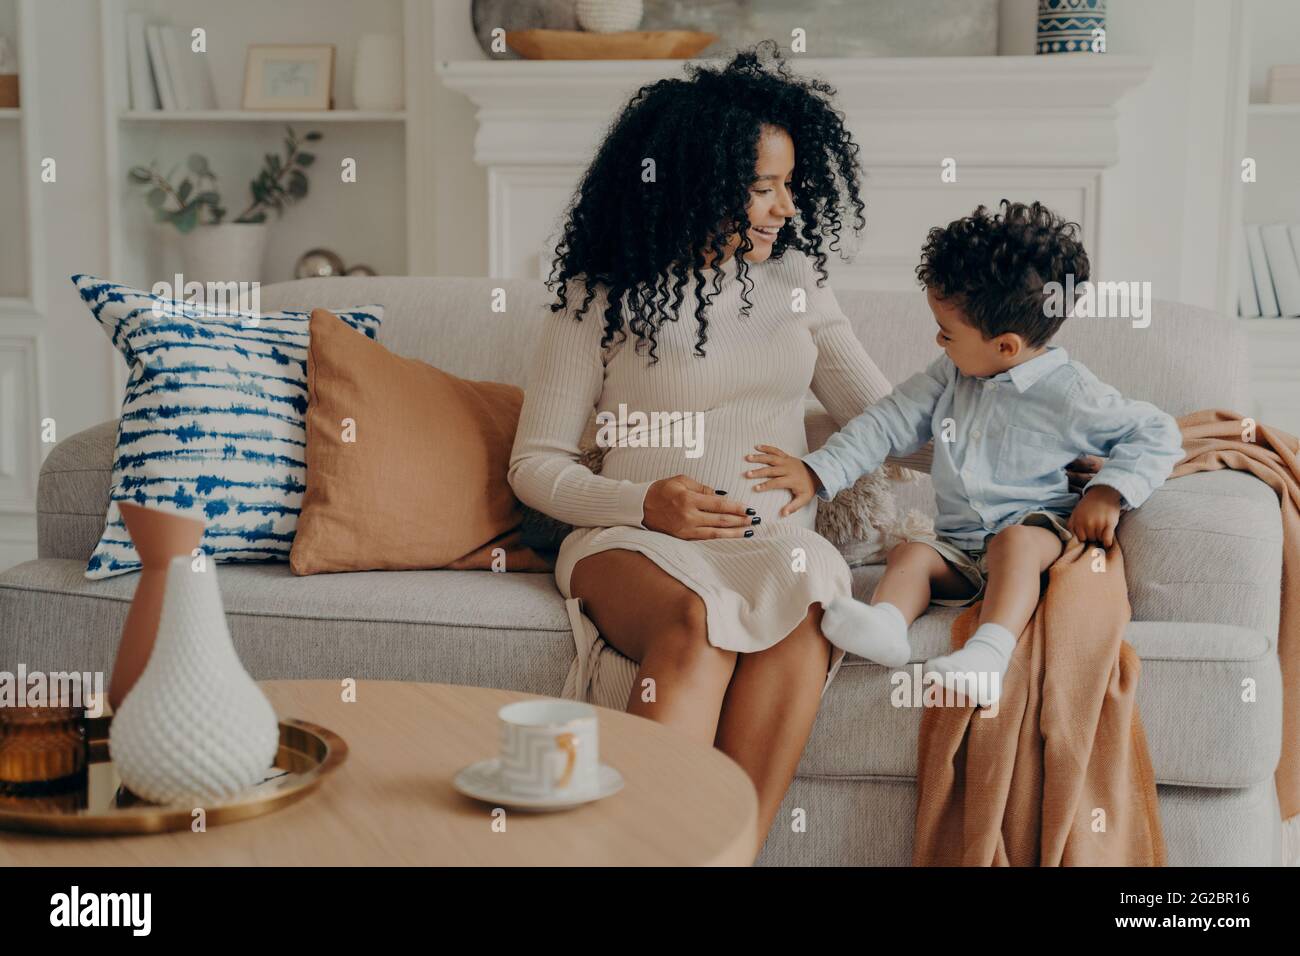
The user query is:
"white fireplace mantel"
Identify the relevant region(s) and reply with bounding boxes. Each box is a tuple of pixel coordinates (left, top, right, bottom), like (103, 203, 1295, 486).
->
(437, 55, 1151, 283)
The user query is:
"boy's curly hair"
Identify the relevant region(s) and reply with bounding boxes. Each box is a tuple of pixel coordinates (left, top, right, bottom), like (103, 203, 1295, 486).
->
(544, 40, 866, 365)
(915, 200, 1090, 347)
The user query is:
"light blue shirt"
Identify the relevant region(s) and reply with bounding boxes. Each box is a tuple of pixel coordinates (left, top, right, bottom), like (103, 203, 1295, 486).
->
(801, 346, 1185, 550)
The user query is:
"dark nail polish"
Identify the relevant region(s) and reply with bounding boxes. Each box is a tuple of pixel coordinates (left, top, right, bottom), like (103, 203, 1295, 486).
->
(744, 529, 754, 537)
(745, 508, 756, 515)
(751, 516, 761, 525)
(715, 489, 727, 495)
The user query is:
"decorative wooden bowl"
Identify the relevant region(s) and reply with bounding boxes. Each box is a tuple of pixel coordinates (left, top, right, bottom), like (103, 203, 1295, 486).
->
(505, 29, 718, 61)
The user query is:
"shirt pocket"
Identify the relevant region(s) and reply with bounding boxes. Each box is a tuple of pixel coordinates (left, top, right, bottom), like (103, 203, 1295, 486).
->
(993, 424, 1078, 487)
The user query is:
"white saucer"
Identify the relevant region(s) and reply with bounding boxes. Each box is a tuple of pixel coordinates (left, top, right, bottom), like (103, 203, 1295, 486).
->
(452, 758, 624, 811)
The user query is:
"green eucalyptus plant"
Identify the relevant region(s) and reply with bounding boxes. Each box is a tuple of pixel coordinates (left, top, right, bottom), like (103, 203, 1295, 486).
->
(128, 126, 322, 233)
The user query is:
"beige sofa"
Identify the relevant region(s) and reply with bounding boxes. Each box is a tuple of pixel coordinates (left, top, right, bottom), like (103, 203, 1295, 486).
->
(0, 275, 1285, 865)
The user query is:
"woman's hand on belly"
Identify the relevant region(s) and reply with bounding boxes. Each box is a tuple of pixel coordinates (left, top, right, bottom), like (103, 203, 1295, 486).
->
(642, 474, 759, 541)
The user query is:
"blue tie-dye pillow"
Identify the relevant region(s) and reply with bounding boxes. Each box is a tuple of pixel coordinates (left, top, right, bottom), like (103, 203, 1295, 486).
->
(72, 275, 383, 579)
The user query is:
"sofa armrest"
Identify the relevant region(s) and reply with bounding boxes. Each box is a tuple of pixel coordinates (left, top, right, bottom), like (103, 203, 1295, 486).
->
(37, 419, 118, 562)
(1117, 470, 1283, 642)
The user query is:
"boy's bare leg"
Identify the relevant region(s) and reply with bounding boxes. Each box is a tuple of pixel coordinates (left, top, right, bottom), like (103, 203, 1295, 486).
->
(978, 524, 1066, 634)
(872, 541, 978, 623)
(924, 524, 1065, 705)
(821, 541, 974, 666)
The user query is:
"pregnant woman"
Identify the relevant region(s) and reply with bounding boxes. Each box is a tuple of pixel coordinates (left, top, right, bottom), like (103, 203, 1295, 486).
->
(508, 43, 932, 848)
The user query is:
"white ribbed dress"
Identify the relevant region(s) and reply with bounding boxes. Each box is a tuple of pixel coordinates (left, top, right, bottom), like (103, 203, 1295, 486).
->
(508, 249, 929, 696)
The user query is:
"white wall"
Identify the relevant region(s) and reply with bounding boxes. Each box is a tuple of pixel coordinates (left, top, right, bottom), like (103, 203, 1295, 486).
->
(429, 0, 486, 277)
(30, 0, 115, 438)
(1243, 0, 1300, 224)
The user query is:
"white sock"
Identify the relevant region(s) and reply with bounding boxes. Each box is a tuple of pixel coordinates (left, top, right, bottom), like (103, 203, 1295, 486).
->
(821, 598, 910, 667)
(924, 622, 1017, 707)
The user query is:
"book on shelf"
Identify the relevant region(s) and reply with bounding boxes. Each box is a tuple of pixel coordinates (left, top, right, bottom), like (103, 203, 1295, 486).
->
(1244, 223, 1281, 318)
(165, 26, 217, 111)
(132, 21, 217, 113)
(1238, 225, 1261, 318)
(144, 25, 177, 111)
(1261, 223, 1300, 317)
(1290, 225, 1300, 305)
(125, 13, 159, 111)
(160, 26, 189, 111)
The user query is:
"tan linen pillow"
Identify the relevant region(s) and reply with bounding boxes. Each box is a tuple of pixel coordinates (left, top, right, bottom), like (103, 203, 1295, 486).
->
(291, 308, 553, 575)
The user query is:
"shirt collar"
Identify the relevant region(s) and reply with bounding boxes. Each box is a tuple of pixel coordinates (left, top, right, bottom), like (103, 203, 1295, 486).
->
(988, 345, 1068, 393)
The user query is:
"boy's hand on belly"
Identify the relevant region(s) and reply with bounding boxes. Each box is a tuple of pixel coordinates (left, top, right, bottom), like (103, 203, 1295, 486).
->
(1067, 484, 1124, 547)
(744, 444, 819, 517)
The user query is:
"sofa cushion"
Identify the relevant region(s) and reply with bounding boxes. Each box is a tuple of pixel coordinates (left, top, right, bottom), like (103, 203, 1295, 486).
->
(1118, 469, 1283, 639)
(0, 557, 1280, 788)
(792, 563, 1283, 789)
(256, 279, 1252, 422)
(37, 420, 117, 562)
(0, 559, 574, 696)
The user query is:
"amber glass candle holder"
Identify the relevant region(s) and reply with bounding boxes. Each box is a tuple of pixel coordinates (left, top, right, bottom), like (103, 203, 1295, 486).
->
(0, 706, 88, 797)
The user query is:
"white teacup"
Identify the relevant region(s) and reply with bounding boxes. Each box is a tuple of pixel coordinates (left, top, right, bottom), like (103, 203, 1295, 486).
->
(497, 700, 599, 799)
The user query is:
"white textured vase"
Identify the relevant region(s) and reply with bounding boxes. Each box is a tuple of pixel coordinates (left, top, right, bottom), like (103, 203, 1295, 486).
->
(352, 33, 404, 111)
(176, 223, 268, 285)
(109, 556, 280, 805)
(576, 0, 643, 33)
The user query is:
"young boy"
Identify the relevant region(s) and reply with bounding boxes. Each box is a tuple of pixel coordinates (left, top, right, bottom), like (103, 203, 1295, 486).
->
(745, 200, 1185, 705)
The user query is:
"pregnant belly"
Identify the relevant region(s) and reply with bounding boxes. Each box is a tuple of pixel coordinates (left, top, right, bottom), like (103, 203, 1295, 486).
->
(600, 421, 816, 531)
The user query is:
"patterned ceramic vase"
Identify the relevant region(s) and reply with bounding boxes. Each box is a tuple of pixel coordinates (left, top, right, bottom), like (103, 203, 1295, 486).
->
(576, 0, 643, 33)
(110, 502, 205, 712)
(1037, 0, 1107, 55)
(109, 555, 279, 804)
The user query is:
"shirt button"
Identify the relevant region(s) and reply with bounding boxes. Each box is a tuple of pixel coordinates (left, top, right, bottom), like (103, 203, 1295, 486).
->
(971, 428, 982, 439)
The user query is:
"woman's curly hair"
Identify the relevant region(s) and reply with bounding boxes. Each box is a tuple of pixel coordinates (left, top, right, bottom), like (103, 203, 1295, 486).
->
(544, 40, 866, 364)
(915, 199, 1091, 348)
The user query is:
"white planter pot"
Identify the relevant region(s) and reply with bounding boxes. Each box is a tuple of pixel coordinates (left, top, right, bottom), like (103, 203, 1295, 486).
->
(353, 34, 404, 111)
(176, 223, 269, 285)
(576, 0, 643, 33)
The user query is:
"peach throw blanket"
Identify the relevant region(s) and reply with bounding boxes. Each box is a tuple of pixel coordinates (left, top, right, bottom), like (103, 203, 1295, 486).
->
(914, 409, 1300, 866)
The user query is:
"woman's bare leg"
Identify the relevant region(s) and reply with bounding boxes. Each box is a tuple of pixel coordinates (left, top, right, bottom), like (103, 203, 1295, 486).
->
(568, 549, 737, 748)
(712, 602, 832, 850)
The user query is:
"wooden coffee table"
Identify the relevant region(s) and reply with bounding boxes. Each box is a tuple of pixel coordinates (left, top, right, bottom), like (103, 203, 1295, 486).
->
(0, 680, 759, 866)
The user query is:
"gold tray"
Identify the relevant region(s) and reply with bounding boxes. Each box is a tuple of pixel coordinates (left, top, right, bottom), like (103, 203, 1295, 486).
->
(0, 717, 347, 835)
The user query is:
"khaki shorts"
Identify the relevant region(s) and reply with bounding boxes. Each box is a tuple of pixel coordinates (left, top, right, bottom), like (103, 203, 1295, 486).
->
(904, 510, 1075, 608)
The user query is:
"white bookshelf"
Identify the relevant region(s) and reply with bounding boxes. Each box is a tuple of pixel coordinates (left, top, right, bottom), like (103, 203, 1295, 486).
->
(1236, 0, 1300, 434)
(1248, 102, 1300, 118)
(0, 0, 41, 313)
(120, 109, 407, 123)
(98, 0, 428, 399)
(0, 0, 48, 571)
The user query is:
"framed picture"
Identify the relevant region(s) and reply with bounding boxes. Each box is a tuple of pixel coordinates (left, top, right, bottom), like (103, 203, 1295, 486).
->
(243, 45, 334, 111)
